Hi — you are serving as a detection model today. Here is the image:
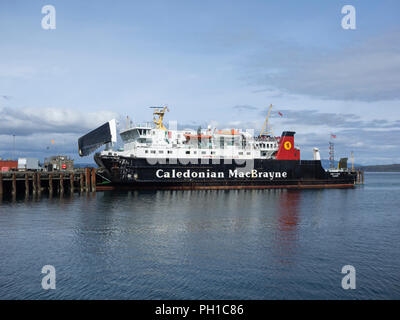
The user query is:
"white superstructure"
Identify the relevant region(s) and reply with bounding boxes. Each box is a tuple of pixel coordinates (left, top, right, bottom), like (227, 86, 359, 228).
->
(99, 107, 281, 160)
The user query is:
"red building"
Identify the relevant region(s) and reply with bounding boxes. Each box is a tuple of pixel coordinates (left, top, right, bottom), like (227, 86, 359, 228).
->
(0, 160, 18, 172)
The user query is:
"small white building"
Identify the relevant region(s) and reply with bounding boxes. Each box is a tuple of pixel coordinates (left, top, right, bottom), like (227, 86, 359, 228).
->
(18, 158, 40, 171)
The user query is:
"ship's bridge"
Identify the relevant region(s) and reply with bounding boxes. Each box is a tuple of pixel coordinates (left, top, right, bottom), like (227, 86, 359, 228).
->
(120, 124, 153, 144)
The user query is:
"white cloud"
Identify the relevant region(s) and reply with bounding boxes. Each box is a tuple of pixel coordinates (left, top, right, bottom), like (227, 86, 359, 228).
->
(0, 107, 119, 162)
(0, 64, 38, 79)
(246, 31, 400, 102)
(0, 107, 118, 136)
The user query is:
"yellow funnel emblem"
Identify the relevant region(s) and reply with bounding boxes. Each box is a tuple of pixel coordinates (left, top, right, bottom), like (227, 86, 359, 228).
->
(284, 141, 292, 150)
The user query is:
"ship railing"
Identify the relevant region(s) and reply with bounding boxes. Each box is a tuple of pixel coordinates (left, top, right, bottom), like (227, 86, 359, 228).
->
(254, 136, 278, 142)
(142, 143, 253, 151)
(123, 122, 153, 130)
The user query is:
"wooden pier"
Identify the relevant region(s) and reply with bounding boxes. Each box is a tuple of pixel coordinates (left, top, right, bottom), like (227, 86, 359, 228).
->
(0, 168, 98, 198)
(0, 167, 365, 199)
(355, 170, 364, 185)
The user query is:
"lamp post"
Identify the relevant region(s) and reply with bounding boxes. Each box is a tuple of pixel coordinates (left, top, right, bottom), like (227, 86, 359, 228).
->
(12, 134, 15, 160)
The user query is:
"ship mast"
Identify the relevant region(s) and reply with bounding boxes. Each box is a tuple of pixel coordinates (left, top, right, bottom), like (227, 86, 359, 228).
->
(151, 106, 169, 130)
(259, 104, 274, 137)
(351, 151, 354, 171)
(329, 141, 335, 169)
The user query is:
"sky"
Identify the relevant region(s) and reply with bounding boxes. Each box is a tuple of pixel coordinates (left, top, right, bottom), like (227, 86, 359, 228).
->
(0, 0, 399, 164)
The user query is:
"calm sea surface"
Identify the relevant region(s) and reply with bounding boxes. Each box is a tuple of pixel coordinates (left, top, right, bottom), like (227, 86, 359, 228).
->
(0, 173, 399, 299)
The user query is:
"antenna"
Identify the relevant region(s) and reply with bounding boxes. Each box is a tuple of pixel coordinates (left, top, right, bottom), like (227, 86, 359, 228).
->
(351, 151, 354, 171)
(329, 141, 335, 169)
(259, 104, 274, 136)
(12, 134, 15, 160)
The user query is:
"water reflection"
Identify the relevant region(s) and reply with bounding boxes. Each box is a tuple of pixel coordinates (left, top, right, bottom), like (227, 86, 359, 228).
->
(1, 174, 400, 299)
(273, 190, 301, 265)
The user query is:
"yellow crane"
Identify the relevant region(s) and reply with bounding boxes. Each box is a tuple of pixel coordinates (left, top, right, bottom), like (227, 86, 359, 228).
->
(259, 104, 274, 136)
(152, 106, 169, 130)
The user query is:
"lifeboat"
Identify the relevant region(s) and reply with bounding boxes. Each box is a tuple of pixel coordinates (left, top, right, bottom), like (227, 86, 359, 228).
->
(184, 133, 212, 139)
(215, 129, 240, 135)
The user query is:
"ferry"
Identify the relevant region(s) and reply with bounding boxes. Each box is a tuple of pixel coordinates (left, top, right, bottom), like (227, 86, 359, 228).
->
(78, 106, 357, 189)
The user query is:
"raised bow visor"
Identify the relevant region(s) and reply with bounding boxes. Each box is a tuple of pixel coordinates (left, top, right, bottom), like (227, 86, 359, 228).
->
(78, 119, 117, 156)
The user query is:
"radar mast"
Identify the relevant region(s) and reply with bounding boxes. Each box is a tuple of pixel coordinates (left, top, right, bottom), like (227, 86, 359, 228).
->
(259, 104, 274, 137)
(151, 106, 169, 130)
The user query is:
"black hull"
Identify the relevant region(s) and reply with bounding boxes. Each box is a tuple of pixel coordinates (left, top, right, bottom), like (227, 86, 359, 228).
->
(95, 154, 356, 190)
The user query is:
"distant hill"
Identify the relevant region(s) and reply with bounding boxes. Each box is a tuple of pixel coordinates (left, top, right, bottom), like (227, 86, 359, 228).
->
(322, 160, 400, 172)
(357, 164, 400, 172)
(320, 159, 361, 170)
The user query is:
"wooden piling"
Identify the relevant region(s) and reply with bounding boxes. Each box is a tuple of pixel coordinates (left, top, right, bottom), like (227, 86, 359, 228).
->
(60, 173, 64, 194)
(25, 173, 29, 195)
(37, 172, 41, 194)
(12, 173, 17, 196)
(70, 173, 74, 193)
(32, 173, 37, 194)
(49, 173, 53, 194)
(80, 173, 84, 193)
(355, 170, 364, 185)
(85, 168, 90, 192)
(0, 169, 98, 197)
(91, 168, 96, 192)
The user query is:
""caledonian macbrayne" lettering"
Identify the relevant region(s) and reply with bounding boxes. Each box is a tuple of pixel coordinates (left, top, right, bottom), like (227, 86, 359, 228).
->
(156, 169, 288, 179)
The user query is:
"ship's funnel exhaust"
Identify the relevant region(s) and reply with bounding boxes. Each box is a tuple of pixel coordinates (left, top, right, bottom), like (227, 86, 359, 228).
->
(313, 148, 321, 160)
(78, 119, 117, 157)
(276, 131, 300, 160)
